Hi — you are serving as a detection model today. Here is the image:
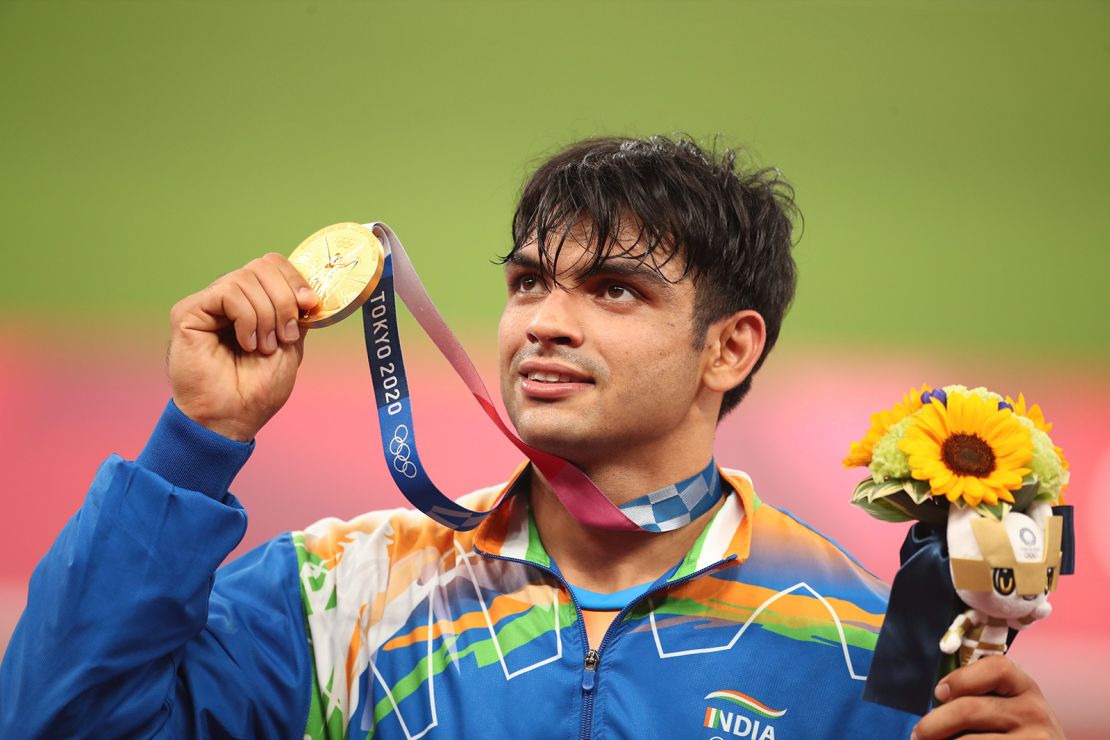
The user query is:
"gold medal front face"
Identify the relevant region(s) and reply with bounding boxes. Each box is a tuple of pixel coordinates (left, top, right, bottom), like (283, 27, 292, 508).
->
(289, 222, 385, 328)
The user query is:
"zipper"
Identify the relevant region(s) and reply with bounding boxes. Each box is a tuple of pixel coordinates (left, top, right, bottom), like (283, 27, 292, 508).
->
(582, 649, 600, 690)
(580, 648, 600, 737)
(475, 546, 738, 740)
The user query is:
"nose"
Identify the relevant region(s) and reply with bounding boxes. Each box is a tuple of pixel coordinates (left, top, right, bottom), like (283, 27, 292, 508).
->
(527, 288, 584, 347)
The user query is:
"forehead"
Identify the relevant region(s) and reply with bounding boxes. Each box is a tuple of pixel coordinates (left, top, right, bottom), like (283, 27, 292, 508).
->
(509, 220, 688, 285)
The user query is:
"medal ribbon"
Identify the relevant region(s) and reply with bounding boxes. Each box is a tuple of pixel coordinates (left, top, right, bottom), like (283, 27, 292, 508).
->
(362, 222, 722, 532)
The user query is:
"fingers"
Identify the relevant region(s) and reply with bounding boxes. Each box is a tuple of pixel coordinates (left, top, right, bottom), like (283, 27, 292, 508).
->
(913, 657, 1061, 740)
(169, 277, 256, 351)
(261, 251, 319, 315)
(242, 259, 296, 350)
(940, 655, 1034, 700)
(914, 692, 1059, 740)
(913, 695, 1017, 739)
(191, 281, 258, 351)
(173, 252, 320, 355)
(237, 270, 281, 352)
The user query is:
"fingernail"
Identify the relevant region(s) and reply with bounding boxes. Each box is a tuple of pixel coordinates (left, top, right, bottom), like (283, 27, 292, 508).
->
(266, 330, 277, 352)
(934, 682, 950, 702)
(247, 331, 257, 351)
(298, 287, 316, 304)
(910, 730, 920, 740)
(284, 319, 299, 342)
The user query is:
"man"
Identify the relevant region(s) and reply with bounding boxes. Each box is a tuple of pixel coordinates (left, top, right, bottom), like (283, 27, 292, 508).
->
(1, 137, 1061, 738)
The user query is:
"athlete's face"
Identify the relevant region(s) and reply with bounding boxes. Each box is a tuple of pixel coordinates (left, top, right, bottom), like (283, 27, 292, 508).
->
(498, 225, 713, 466)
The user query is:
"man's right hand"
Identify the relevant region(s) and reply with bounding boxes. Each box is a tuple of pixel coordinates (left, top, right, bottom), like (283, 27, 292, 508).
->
(167, 253, 320, 442)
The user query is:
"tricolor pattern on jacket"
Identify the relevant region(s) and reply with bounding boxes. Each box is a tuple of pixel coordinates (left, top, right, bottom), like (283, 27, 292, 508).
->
(295, 468, 914, 739)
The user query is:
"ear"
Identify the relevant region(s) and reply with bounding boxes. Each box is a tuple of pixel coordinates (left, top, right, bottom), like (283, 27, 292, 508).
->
(701, 310, 767, 394)
(1025, 499, 1052, 532)
(947, 504, 982, 560)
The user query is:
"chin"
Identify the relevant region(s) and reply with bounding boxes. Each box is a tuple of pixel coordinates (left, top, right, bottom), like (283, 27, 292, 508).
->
(514, 417, 597, 460)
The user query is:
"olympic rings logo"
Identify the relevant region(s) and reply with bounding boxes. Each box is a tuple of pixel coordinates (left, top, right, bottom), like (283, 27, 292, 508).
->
(388, 424, 419, 479)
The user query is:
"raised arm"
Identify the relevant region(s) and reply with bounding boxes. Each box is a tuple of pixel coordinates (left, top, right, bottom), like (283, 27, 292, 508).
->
(0, 254, 321, 736)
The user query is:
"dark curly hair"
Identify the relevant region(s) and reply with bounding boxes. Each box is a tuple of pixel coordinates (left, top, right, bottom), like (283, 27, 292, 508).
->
(502, 135, 799, 417)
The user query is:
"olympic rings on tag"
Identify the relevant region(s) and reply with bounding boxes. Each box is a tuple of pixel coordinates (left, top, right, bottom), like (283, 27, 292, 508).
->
(388, 424, 419, 479)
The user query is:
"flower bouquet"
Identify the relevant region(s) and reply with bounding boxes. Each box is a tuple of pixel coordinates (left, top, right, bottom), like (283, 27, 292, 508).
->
(844, 385, 1073, 715)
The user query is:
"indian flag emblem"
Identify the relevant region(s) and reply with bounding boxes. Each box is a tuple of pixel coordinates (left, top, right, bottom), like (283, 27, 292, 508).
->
(704, 690, 787, 720)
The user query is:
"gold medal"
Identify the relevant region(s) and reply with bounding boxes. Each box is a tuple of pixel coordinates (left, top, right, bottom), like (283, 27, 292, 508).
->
(289, 222, 385, 328)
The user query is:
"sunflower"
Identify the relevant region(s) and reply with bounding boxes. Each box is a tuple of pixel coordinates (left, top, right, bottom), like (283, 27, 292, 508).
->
(843, 385, 931, 468)
(899, 392, 1033, 507)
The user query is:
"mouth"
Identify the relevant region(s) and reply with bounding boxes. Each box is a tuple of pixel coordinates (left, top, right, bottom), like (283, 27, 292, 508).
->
(523, 370, 590, 383)
(517, 361, 594, 399)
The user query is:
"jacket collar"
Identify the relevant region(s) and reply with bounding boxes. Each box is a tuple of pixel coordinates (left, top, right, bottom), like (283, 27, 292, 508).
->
(472, 464, 757, 571)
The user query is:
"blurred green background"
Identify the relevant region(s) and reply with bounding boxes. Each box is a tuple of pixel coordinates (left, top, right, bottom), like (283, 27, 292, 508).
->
(3, 0, 1108, 354)
(2, 1, 1109, 736)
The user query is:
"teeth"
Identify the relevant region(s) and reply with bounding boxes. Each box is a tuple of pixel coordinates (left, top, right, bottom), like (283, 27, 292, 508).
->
(528, 372, 575, 383)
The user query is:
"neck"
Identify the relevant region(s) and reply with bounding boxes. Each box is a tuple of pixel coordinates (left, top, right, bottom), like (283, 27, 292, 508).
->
(529, 455, 724, 594)
(551, 406, 719, 507)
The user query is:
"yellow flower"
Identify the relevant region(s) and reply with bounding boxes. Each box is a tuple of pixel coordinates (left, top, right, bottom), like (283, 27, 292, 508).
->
(899, 392, 1033, 507)
(843, 385, 930, 468)
(1007, 392, 1070, 474)
(1006, 392, 1052, 432)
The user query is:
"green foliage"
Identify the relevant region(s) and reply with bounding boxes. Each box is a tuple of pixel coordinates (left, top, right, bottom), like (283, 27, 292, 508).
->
(851, 477, 948, 525)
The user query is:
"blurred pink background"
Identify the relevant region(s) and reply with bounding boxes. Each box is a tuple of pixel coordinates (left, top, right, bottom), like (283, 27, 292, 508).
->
(2, 325, 1106, 735)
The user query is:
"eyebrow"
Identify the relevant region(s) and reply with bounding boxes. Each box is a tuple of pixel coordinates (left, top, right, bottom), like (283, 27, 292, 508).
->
(504, 251, 674, 290)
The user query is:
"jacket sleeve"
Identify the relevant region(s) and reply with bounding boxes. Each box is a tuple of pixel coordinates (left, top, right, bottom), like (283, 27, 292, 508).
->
(0, 401, 312, 738)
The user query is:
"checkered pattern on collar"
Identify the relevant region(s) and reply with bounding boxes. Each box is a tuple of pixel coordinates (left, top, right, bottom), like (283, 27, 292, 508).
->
(616, 460, 723, 533)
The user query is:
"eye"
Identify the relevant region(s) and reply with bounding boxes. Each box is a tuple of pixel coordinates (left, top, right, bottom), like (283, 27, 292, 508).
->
(992, 568, 1015, 596)
(512, 272, 545, 294)
(1045, 566, 1055, 593)
(601, 282, 638, 302)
